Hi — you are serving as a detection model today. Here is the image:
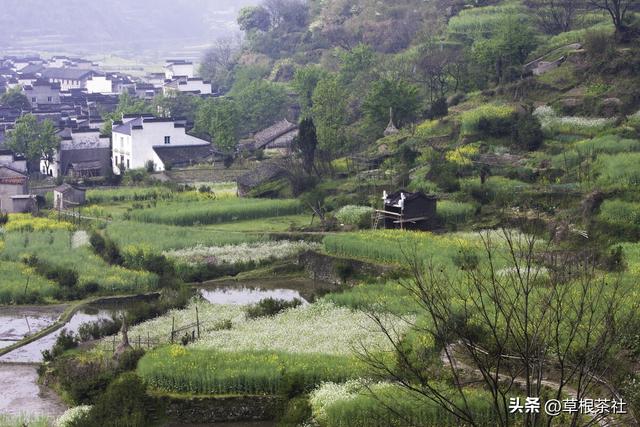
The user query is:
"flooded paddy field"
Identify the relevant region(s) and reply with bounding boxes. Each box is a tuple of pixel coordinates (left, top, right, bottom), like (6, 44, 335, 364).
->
(0, 364, 67, 418)
(197, 277, 328, 305)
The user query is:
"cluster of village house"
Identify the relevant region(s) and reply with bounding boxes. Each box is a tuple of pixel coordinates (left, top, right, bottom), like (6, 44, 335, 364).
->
(0, 55, 300, 214)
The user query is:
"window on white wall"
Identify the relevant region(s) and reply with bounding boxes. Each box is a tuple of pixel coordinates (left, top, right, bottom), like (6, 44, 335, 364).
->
(164, 136, 171, 145)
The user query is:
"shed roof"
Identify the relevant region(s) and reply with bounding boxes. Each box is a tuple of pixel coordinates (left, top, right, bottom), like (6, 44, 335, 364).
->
(0, 165, 27, 184)
(54, 183, 85, 194)
(153, 144, 222, 167)
(236, 161, 287, 189)
(253, 119, 298, 150)
(384, 190, 436, 206)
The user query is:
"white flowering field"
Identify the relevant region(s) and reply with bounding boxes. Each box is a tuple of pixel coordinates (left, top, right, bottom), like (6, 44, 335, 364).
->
(129, 300, 411, 395)
(309, 380, 496, 427)
(164, 240, 321, 266)
(534, 105, 614, 136)
(191, 302, 409, 355)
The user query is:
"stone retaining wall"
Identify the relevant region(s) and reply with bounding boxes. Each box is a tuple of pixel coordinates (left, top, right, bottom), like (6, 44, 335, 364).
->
(298, 250, 398, 286)
(161, 395, 285, 423)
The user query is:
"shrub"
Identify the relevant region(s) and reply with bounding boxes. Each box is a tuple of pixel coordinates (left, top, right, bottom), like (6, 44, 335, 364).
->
(278, 397, 312, 426)
(124, 168, 150, 184)
(513, 113, 543, 151)
(427, 97, 448, 119)
(603, 245, 626, 272)
(56, 405, 93, 427)
(42, 329, 78, 362)
(145, 160, 155, 173)
(335, 205, 374, 228)
(246, 297, 303, 319)
(437, 201, 476, 227)
(77, 373, 156, 427)
(78, 318, 122, 342)
(0, 212, 8, 225)
(583, 29, 616, 61)
(55, 357, 114, 404)
(89, 231, 123, 265)
(26, 256, 79, 290)
(335, 260, 355, 284)
(117, 348, 146, 373)
(460, 104, 516, 136)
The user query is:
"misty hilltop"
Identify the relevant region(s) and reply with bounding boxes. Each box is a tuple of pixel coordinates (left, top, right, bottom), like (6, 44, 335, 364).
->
(0, 0, 258, 55)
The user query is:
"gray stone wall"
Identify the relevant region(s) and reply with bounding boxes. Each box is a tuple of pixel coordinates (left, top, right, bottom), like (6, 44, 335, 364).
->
(297, 250, 398, 286)
(161, 395, 285, 424)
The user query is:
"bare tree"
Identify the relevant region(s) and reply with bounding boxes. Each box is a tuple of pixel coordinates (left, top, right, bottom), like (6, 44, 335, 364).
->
(587, 0, 636, 41)
(524, 0, 585, 34)
(200, 36, 241, 93)
(264, 0, 309, 30)
(403, 39, 465, 103)
(359, 230, 637, 427)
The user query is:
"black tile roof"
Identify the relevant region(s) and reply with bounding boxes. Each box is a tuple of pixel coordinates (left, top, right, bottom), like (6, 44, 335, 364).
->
(41, 68, 97, 81)
(152, 144, 222, 167)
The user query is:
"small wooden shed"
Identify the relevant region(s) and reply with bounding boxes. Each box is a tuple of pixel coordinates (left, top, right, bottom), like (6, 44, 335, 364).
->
(375, 190, 437, 231)
(54, 184, 86, 210)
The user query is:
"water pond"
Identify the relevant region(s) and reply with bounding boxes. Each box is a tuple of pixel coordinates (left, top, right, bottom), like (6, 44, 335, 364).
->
(197, 277, 327, 305)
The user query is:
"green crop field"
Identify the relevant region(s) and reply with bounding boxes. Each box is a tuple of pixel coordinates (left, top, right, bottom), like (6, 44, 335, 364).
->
(105, 221, 265, 251)
(0, 260, 58, 304)
(1, 230, 157, 297)
(138, 347, 366, 395)
(128, 198, 303, 226)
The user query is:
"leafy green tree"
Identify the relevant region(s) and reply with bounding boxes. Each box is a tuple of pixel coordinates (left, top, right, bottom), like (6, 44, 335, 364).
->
(1, 87, 30, 110)
(238, 5, 272, 32)
(37, 120, 61, 174)
(472, 15, 538, 83)
(338, 43, 377, 86)
(292, 65, 328, 117)
(6, 114, 59, 172)
(6, 114, 39, 161)
(311, 75, 347, 159)
(153, 92, 201, 122)
(194, 98, 240, 154)
(294, 117, 318, 174)
(231, 80, 288, 135)
(362, 78, 421, 132)
(101, 93, 152, 136)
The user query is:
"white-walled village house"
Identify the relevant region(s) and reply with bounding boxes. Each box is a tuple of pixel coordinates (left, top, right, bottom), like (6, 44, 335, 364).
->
(111, 115, 221, 174)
